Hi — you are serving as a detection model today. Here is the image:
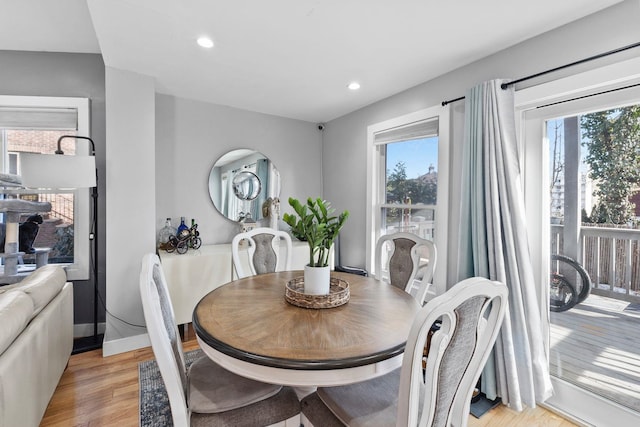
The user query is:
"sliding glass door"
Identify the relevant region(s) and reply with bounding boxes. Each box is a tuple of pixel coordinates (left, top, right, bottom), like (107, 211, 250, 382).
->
(522, 84, 640, 426)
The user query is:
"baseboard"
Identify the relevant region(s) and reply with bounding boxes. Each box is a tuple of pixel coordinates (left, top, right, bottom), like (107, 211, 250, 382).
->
(102, 332, 151, 357)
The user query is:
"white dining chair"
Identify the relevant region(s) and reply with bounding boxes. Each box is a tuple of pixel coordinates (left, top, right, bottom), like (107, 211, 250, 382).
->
(231, 227, 293, 278)
(139, 253, 300, 427)
(300, 277, 508, 427)
(375, 232, 437, 304)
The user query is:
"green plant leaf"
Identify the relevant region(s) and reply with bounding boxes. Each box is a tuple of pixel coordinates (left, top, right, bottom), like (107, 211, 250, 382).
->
(284, 196, 349, 267)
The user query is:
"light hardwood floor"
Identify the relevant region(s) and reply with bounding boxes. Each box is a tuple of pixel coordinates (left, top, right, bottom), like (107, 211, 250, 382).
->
(41, 329, 576, 427)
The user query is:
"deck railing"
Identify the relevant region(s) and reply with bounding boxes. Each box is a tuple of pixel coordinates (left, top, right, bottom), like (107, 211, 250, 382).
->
(551, 224, 640, 303)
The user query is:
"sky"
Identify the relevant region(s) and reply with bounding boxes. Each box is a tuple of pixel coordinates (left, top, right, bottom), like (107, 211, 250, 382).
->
(386, 137, 438, 179)
(547, 117, 589, 174)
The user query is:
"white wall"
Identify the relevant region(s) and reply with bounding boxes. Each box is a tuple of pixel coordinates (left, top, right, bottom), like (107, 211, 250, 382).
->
(323, 0, 640, 284)
(103, 67, 156, 355)
(155, 94, 322, 246)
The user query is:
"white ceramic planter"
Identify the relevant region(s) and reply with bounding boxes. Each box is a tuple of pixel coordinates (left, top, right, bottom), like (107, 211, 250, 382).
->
(304, 265, 330, 295)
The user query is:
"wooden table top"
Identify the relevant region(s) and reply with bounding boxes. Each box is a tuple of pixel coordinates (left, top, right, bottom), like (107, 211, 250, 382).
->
(193, 270, 421, 370)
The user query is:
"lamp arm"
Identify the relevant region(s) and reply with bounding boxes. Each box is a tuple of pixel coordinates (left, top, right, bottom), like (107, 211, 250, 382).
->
(56, 135, 96, 156)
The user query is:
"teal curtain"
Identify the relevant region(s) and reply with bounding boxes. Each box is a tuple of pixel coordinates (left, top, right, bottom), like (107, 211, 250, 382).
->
(457, 79, 553, 411)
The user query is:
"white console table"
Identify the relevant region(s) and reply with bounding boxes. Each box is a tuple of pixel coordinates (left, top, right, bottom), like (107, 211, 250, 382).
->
(158, 241, 326, 325)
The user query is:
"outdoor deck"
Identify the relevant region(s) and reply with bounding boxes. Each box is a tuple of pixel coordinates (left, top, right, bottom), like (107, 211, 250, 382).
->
(550, 293, 640, 413)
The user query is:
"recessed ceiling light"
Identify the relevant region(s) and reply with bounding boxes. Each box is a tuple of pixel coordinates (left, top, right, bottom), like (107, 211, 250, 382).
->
(348, 82, 361, 90)
(197, 36, 214, 48)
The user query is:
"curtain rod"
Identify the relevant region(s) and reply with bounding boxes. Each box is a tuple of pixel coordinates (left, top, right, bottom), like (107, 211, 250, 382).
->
(441, 41, 640, 107)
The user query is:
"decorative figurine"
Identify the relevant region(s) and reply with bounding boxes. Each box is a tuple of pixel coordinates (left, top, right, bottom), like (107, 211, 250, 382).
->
(262, 197, 280, 230)
(164, 220, 201, 254)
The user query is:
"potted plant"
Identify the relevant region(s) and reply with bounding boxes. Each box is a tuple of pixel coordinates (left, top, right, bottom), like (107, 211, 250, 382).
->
(283, 197, 349, 294)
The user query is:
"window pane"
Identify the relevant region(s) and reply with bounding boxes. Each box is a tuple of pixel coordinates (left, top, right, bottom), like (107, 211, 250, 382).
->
(385, 137, 438, 205)
(381, 206, 435, 240)
(4, 129, 77, 266)
(382, 136, 437, 240)
(7, 129, 77, 156)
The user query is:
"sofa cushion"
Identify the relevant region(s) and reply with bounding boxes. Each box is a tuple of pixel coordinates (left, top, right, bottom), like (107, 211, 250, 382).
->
(0, 290, 34, 355)
(10, 265, 67, 314)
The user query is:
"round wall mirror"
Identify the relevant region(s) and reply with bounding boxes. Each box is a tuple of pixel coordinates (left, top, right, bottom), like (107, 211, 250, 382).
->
(208, 149, 281, 222)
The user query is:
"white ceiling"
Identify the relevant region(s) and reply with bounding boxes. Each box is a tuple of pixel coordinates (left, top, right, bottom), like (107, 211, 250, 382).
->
(0, 0, 624, 123)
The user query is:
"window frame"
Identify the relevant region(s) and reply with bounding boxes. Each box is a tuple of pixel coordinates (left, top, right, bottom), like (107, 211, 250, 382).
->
(0, 95, 91, 281)
(366, 105, 450, 291)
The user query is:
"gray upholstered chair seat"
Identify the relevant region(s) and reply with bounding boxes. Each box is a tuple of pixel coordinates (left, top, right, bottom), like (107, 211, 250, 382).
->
(303, 368, 426, 427)
(190, 384, 300, 427)
(317, 369, 400, 426)
(187, 356, 282, 413)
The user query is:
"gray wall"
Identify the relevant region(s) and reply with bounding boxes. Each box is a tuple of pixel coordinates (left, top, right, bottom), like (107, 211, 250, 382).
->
(0, 50, 106, 326)
(322, 0, 640, 284)
(155, 94, 323, 246)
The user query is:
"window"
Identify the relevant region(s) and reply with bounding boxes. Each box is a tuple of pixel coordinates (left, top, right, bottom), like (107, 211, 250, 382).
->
(366, 105, 449, 287)
(0, 96, 90, 280)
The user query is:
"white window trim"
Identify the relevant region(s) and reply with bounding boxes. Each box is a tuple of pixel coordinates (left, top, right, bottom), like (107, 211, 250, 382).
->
(366, 105, 450, 291)
(0, 95, 91, 281)
(516, 56, 640, 426)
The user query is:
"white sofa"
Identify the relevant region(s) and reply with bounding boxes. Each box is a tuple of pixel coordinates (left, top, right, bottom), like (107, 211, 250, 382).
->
(0, 265, 73, 427)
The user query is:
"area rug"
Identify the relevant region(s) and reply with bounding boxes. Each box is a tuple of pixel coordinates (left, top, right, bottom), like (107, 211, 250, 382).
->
(139, 349, 203, 427)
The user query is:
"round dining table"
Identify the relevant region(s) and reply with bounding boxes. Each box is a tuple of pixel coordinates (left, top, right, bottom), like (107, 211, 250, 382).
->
(193, 270, 421, 389)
